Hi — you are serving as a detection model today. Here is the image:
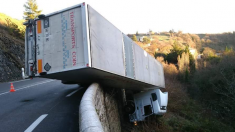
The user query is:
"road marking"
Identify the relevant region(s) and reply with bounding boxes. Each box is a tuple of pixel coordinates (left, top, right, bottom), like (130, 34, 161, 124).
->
(24, 114, 48, 132)
(0, 80, 54, 96)
(16, 80, 54, 91)
(0, 91, 9, 96)
(66, 88, 81, 97)
(9, 79, 30, 83)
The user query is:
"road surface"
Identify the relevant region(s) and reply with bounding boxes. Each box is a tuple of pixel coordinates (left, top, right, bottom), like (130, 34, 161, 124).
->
(0, 78, 85, 132)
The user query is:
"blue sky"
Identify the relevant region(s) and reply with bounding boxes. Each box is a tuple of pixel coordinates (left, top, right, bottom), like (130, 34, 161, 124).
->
(0, 0, 235, 34)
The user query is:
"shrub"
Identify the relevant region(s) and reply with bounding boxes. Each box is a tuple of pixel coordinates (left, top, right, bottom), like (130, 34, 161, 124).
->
(143, 37, 150, 44)
(190, 51, 235, 126)
(132, 35, 137, 41)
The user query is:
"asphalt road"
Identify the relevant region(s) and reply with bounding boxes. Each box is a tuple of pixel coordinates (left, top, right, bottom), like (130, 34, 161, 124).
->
(0, 78, 85, 132)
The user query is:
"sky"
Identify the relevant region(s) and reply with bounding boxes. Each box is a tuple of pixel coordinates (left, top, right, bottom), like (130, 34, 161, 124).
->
(0, 0, 234, 34)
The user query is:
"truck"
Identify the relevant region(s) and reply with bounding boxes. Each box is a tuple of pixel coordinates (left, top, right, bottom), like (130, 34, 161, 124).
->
(125, 89, 168, 123)
(23, 2, 168, 122)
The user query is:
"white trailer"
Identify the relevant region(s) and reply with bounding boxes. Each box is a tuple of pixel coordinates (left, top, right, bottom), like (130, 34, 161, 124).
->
(24, 3, 168, 121)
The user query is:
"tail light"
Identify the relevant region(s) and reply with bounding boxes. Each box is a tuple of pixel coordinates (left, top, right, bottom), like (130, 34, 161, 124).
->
(30, 66, 33, 71)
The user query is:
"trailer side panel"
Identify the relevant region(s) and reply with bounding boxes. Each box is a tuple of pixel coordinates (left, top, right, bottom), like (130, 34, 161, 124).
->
(88, 5, 125, 76)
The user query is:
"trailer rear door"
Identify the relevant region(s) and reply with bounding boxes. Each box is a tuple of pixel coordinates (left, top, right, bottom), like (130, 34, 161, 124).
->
(35, 7, 86, 76)
(25, 21, 36, 77)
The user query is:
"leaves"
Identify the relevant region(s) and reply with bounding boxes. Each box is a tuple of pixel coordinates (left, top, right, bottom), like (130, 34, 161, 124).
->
(132, 35, 137, 41)
(23, 0, 42, 20)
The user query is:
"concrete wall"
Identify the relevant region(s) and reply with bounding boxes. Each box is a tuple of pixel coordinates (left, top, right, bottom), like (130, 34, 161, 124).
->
(79, 83, 122, 132)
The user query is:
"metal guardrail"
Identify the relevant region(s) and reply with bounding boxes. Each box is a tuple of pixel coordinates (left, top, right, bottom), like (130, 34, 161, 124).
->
(79, 83, 104, 132)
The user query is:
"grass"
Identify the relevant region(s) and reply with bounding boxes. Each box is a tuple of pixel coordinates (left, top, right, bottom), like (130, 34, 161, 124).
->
(155, 35, 170, 42)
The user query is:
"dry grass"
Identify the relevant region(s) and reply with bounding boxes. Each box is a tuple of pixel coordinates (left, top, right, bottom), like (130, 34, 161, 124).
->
(0, 13, 25, 31)
(125, 56, 235, 132)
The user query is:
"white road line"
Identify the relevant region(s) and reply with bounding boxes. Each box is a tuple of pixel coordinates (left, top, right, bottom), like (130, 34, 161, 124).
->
(0, 80, 54, 96)
(24, 114, 48, 132)
(15, 80, 54, 91)
(66, 89, 79, 97)
(0, 91, 9, 96)
(9, 79, 30, 83)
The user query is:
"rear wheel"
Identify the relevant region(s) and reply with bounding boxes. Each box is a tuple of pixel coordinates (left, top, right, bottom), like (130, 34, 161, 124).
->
(124, 101, 135, 114)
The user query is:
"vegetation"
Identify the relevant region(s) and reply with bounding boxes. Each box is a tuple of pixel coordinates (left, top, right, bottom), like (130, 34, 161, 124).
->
(23, 0, 42, 20)
(132, 35, 137, 41)
(126, 30, 235, 132)
(190, 51, 235, 126)
(4, 18, 25, 39)
(0, 13, 25, 40)
(126, 55, 235, 132)
(143, 37, 150, 44)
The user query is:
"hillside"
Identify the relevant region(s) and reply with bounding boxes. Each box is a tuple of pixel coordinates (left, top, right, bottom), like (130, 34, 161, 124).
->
(125, 32, 235, 132)
(0, 13, 25, 31)
(130, 32, 199, 60)
(0, 14, 25, 82)
(198, 33, 235, 51)
(130, 31, 235, 59)
(0, 13, 25, 40)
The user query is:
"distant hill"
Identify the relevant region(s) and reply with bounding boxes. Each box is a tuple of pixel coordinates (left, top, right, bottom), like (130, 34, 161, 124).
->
(128, 31, 235, 60)
(128, 32, 199, 58)
(197, 33, 235, 51)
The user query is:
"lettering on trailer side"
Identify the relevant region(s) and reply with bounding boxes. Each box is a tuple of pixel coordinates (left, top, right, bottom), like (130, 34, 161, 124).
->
(44, 18, 50, 42)
(45, 28, 49, 42)
(72, 52, 76, 66)
(61, 13, 69, 69)
(70, 11, 77, 66)
(36, 34, 40, 55)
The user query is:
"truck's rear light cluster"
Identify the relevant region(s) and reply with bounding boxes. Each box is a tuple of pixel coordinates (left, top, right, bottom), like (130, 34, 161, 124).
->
(30, 66, 33, 71)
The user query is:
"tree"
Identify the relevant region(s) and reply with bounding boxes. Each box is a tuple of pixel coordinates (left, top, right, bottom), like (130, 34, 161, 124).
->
(132, 35, 137, 41)
(202, 47, 215, 58)
(23, 0, 42, 20)
(165, 41, 184, 64)
(169, 29, 174, 37)
(136, 31, 139, 36)
(225, 46, 233, 52)
(143, 37, 150, 44)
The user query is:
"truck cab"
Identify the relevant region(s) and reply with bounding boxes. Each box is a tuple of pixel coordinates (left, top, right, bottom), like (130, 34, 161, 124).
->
(128, 89, 168, 122)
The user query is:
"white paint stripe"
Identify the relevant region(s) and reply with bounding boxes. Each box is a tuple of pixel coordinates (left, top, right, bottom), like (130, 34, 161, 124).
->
(66, 89, 79, 97)
(0, 91, 9, 96)
(24, 114, 48, 132)
(9, 79, 30, 83)
(0, 80, 54, 96)
(15, 80, 54, 91)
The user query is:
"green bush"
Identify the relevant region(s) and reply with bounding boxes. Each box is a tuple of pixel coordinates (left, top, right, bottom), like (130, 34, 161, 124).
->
(143, 37, 150, 44)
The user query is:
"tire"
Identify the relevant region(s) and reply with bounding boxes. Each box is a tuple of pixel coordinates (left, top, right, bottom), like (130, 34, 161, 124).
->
(124, 101, 135, 114)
